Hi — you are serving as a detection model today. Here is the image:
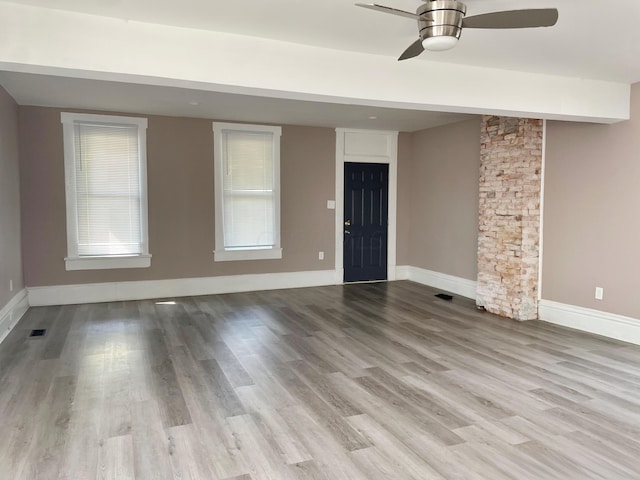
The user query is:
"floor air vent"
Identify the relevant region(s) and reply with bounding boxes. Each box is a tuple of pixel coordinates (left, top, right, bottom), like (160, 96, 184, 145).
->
(29, 329, 47, 337)
(435, 293, 453, 301)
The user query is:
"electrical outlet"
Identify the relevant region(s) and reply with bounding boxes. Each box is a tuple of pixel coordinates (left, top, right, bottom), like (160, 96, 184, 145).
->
(595, 287, 604, 300)
(318, 251, 324, 260)
(9, 280, 13, 292)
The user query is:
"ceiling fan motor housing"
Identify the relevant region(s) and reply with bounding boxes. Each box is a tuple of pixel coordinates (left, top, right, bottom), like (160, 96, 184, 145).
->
(417, 0, 467, 42)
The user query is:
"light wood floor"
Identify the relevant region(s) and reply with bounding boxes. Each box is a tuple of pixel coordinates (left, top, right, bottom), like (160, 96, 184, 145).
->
(2, 281, 640, 479)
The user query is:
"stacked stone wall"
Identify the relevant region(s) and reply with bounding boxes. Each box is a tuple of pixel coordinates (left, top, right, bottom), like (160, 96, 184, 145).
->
(476, 116, 542, 321)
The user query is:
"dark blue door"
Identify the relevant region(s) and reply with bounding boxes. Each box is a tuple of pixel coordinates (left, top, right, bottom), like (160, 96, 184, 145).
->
(344, 162, 389, 282)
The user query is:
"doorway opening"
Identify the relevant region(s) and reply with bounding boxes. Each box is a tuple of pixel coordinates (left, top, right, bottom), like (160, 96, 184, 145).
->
(334, 128, 398, 284)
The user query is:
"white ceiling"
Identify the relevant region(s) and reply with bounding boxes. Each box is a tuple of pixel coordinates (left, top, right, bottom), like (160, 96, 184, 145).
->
(3, 0, 640, 82)
(0, 0, 638, 129)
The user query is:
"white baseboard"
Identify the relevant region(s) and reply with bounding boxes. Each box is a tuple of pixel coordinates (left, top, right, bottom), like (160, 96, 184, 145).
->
(28, 270, 338, 306)
(406, 266, 477, 300)
(395, 265, 410, 280)
(538, 299, 640, 346)
(0, 289, 29, 345)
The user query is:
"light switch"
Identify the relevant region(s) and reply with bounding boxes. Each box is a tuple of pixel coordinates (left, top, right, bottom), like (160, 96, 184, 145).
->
(327, 200, 336, 209)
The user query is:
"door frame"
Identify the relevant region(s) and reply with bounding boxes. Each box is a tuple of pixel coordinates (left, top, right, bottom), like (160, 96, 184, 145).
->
(334, 128, 398, 284)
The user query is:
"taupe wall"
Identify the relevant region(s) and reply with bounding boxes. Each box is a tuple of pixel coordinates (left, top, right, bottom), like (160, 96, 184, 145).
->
(19, 107, 335, 287)
(0, 86, 23, 308)
(404, 118, 481, 280)
(543, 82, 640, 319)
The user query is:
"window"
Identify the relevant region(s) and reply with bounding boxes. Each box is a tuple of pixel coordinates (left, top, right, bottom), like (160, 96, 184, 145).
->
(213, 122, 282, 261)
(61, 112, 151, 270)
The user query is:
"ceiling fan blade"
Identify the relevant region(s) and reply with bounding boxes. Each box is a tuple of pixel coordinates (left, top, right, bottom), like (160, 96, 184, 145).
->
(398, 39, 424, 61)
(355, 3, 418, 20)
(462, 8, 558, 29)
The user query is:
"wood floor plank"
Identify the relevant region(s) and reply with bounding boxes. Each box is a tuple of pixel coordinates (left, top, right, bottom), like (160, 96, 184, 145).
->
(288, 360, 362, 417)
(130, 400, 174, 480)
(235, 384, 313, 465)
(41, 305, 76, 360)
(280, 334, 340, 374)
(235, 353, 299, 409)
(226, 414, 297, 480)
(58, 353, 104, 480)
(58, 408, 100, 480)
(453, 424, 562, 479)
(151, 357, 193, 428)
(102, 369, 133, 438)
(166, 424, 222, 480)
(354, 374, 465, 446)
(141, 328, 193, 428)
(249, 324, 303, 363)
(260, 355, 371, 452)
(347, 414, 446, 480)
(279, 405, 368, 480)
(211, 340, 255, 388)
(97, 435, 135, 480)
(287, 460, 330, 480)
(200, 358, 246, 418)
(367, 365, 471, 429)
(19, 375, 77, 480)
(171, 347, 250, 479)
(0, 359, 58, 478)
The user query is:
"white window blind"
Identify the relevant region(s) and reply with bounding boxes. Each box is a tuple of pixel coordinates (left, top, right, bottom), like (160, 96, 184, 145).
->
(73, 123, 142, 256)
(213, 122, 282, 262)
(62, 112, 150, 270)
(223, 130, 276, 249)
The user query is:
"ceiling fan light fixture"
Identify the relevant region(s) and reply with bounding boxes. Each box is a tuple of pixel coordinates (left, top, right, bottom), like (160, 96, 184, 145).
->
(355, 2, 559, 60)
(422, 35, 458, 51)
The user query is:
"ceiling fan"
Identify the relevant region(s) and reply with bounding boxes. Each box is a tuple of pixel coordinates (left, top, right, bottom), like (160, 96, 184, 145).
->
(355, 1, 558, 60)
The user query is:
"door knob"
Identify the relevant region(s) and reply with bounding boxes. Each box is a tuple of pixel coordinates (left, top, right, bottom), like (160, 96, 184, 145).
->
(344, 220, 351, 226)
(345, 230, 351, 235)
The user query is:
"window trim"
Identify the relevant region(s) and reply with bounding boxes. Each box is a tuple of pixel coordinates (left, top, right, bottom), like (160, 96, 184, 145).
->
(212, 122, 282, 262)
(61, 112, 151, 271)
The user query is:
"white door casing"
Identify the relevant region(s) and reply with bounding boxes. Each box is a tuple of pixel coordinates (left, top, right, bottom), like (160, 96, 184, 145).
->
(335, 128, 398, 284)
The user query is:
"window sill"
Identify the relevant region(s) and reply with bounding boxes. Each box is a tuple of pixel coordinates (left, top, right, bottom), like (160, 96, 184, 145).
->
(65, 254, 152, 271)
(213, 248, 282, 262)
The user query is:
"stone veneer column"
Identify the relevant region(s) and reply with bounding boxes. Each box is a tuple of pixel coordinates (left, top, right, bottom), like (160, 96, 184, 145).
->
(476, 116, 543, 321)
